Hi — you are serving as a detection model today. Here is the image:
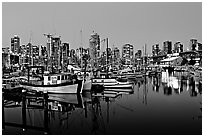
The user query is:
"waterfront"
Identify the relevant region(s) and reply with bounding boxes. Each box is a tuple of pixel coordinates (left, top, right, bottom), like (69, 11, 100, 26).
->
(2, 71, 201, 135)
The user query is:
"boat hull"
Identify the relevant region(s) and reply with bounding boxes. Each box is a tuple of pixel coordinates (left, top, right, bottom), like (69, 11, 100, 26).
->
(20, 80, 84, 94)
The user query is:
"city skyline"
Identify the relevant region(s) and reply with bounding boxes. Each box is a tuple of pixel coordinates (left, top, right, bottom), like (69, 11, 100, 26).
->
(2, 2, 202, 54)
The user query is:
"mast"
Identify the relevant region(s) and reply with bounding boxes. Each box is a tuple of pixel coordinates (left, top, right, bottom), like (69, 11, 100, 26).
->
(80, 29, 83, 68)
(106, 38, 108, 78)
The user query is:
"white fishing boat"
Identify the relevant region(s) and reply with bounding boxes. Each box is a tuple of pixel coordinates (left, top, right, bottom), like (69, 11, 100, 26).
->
(20, 66, 84, 94)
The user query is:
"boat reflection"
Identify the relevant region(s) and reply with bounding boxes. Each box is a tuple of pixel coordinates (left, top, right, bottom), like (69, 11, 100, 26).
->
(2, 71, 202, 135)
(3, 91, 85, 134)
(3, 88, 124, 135)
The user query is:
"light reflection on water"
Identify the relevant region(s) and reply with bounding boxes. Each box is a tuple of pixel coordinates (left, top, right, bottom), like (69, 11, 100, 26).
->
(2, 72, 202, 135)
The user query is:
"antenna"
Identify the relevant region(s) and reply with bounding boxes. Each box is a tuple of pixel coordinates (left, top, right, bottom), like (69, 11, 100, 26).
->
(29, 31, 32, 43)
(80, 29, 83, 47)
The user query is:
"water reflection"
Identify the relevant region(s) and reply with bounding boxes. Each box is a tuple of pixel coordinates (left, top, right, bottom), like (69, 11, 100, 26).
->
(2, 71, 202, 135)
(160, 71, 202, 96)
(152, 75, 160, 92)
(3, 91, 85, 134)
(3, 90, 122, 135)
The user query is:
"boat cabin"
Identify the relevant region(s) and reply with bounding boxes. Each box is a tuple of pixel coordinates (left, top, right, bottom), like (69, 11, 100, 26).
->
(43, 73, 76, 85)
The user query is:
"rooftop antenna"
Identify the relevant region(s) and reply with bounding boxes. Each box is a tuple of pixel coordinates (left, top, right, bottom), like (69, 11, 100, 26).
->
(80, 29, 83, 47)
(29, 30, 32, 43)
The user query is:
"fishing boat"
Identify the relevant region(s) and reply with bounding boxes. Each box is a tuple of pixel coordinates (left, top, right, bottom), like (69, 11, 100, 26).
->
(20, 66, 84, 94)
(92, 77, 133, 88)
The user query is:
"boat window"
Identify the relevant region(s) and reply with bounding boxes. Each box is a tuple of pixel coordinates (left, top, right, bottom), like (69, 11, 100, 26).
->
(57, 76, 60, 80)
(65, 75, 67, 80)
(67, 74, 71, 80)
(48, 76, 51, 81)
(62, 75, 64, 80)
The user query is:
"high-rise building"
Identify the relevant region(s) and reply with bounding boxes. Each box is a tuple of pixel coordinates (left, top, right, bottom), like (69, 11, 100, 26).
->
(76, 47, 87, 67)
(41, 45, 47, 56)
(37, 45, 47, 67)
(135, 50, 142, 67)
(20, 45, 26, 55)
(163, 41, 172, 54)
(26, 43, 32, 56)
(107, 47, 112, 66)
(2, 47, 10, 69)
(135, 50, 142, 58)
(174, 42, 183, 53)
(190, 39, 197, 51)
(51, 36, 61, 70)
(11, 35, 20, 54)
(62, 43, 69, 58)
(61, 43, 69, 67)
(152, 44, 160, 56)
(25, 43, 32, 65)
(70, 49, 76, 64)
(89, 32, 100, 69)
(198, 43, 202, 51)
(112, 47, 120, 68)
(122, 44, 134, 66)
(32, 45, 39, 57)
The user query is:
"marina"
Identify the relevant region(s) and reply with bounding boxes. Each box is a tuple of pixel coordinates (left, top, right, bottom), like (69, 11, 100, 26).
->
(2, 2, 202, 135)
(2, 71, 202, 135)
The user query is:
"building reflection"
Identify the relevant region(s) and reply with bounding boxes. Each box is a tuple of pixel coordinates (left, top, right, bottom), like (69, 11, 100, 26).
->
(161, 71, 202, 97)
(152, 75, 160, 92)
(143, 76, 148, 105)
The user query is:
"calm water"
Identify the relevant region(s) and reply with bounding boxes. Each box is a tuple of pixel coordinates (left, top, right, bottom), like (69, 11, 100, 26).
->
(2, 72, 202, 135)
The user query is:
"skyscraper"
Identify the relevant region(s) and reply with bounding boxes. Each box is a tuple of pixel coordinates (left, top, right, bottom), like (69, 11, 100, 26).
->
(122, 44, 134, 66)
(135, 50, 142, 67)
(197, 43, 202, 51)
(51, 36, 61, 70)
(190, 39, 197, 51)
(174, 42, 183, 53)
(62, 43, 69, 64)
(163, 41, 172, 54)
(89, 32, 100, 69)
(112, 47, 120, 68)
(11, 35, 20, 54)
(152, 44, 160, 56)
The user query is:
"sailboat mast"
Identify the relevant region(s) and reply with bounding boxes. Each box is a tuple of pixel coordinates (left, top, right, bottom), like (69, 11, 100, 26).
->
(106, 38, 108, 78)
(80, 29, 83, 68)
